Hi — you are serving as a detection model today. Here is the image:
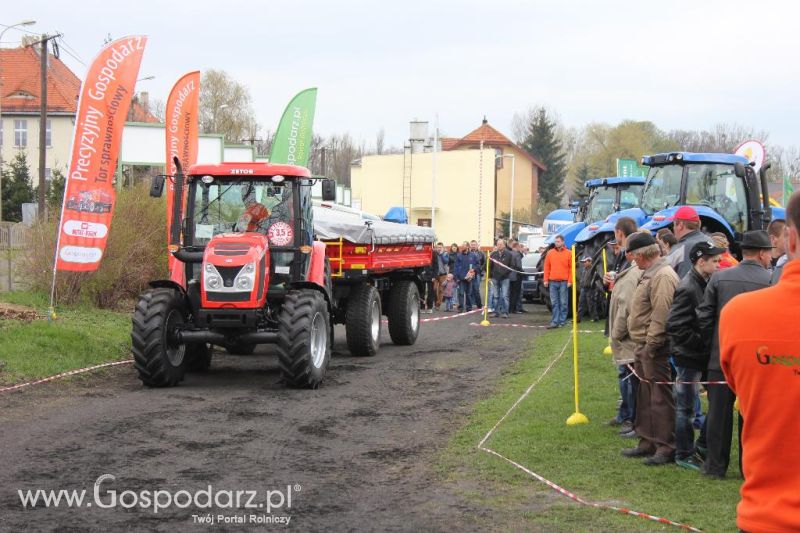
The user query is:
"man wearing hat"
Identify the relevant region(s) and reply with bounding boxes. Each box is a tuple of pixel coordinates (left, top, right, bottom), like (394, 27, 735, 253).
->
(666, 240, 725, 471)
(666, 206, 710, 279)
(623, 231, 679, 465)
(696, 229, 773, 479)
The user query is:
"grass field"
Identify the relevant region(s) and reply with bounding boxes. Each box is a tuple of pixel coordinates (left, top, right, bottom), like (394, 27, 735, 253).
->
(440, 325, 741, 532)
(0, 291, 131, 384)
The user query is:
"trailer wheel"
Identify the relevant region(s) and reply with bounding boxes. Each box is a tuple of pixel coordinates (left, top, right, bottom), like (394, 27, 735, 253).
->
(187, 343, 213, 372)
(345, 284, 381, 357)
(132, 288, 188, 387)
(276, 289, 330, 388)
(387, 280, 420, 346)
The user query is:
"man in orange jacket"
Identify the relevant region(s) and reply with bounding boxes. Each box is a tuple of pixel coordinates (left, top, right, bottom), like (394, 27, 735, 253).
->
(719, 191, 800, 533)
(543, 235, 572, 328)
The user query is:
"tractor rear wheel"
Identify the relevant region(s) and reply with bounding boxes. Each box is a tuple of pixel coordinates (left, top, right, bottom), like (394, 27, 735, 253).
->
(132, 288, 188, 387)
(387, 280, 420, 346)
(276, 290, 331, 388)
(345, 284, 382, 357)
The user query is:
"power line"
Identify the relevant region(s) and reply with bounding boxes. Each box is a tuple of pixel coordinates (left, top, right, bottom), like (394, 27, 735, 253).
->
(57, 35, 87, 66)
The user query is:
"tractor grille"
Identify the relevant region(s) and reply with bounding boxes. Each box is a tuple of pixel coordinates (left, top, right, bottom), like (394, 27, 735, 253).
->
(214, 243, 250, 256)
(216, 265, 243, 288)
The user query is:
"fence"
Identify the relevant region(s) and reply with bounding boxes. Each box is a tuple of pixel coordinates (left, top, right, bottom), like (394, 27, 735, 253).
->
(0, 222, 30, 292)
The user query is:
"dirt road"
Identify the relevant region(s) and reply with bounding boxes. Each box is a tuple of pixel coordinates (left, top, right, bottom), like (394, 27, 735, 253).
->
(0, 306, 551, 531)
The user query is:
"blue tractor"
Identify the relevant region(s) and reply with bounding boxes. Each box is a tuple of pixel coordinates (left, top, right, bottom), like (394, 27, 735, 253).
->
(639, 152, 784, 256)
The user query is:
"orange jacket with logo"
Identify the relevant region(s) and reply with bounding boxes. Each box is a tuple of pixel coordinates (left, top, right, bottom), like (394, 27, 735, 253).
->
(719, 259, 800, 533)
(543, 247, 572, 282)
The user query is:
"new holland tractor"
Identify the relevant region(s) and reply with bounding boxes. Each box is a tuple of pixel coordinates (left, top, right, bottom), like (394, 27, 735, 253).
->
(132, 160, 432, 389)
(638, 152, 784, 255)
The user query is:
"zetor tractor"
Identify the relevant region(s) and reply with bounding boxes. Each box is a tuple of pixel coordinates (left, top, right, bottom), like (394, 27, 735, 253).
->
(639, 152, 785, 255)
(133, 161, 431, 389)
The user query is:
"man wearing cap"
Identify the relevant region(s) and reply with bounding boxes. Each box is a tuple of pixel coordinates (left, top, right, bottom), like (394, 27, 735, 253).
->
(666, 241, 724, 471)
(696, 230, 773, 479)
(623, 232, 679, 465)
(718, 192, 800, 533)
(666, 206, 709, 279)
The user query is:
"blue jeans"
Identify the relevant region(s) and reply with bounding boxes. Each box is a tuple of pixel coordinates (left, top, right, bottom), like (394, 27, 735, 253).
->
(471, 275, 483, 308)
(548, 280, 569, 325)
(617, 364, 639, 424)
(493, 278, 510, 315)
(458, 280, 473, 311)
(674, 366, 703, 460)
(489, 280, 497, 310)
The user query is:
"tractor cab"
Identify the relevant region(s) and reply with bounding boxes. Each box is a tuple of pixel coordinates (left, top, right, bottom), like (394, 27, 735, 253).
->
(640, 152, 785, 252)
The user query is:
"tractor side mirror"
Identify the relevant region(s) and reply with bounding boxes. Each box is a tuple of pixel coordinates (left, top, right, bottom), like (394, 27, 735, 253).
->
(321, 179, 337, 202)
(733, 162, 746, 178)
(150, 175, 166, 198)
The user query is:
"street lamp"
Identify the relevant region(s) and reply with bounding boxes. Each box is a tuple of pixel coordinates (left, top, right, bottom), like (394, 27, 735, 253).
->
(496, 153, 516, 238)
(0, 19, 36, 222)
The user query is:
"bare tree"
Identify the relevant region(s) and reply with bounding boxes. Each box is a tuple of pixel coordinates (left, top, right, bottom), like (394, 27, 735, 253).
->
(199, 69, 259, 143)
(375, 128, 385, 155)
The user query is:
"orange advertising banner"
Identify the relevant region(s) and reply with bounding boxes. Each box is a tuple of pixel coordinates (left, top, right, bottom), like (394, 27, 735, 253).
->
(165, 71, 200, 280)
(55, 36, 147, 272)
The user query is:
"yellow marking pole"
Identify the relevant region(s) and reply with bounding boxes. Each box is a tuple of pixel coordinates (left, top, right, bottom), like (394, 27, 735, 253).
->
(602, 247, 613, 357)
(567, 244, 589, 425)
(480, 250, 491, 326)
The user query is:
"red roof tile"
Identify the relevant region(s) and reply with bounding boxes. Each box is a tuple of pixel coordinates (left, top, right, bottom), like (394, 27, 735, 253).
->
(440, 137, 459, 151)
(444, 119, 546, 171)
(0, 46, 80, 113)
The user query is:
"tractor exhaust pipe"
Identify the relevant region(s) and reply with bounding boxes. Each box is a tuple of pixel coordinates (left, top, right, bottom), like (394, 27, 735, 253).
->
(174, 330, 279, 345)
(760, 163, 772, 222)
(237, 331, 279, 344)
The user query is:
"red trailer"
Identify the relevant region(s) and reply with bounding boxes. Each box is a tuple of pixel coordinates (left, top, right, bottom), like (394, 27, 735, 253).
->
(132, 161, 434, 389)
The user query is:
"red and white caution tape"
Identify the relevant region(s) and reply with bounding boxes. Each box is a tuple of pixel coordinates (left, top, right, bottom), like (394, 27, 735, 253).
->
(0, 359, 132, 395)
(422, 307, 483, 323)
(469, 322, 603, 334)
(625, 363, 727, 386)
(488, 256, 532, 276)
(477, 337, 706, 533)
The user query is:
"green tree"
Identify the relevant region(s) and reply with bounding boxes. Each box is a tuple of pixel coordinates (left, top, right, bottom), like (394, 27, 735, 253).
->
(573, 162, 593, 198)
(1, 152, 34, 222)
(46, 168, 67, 217)
(521, 107, 567, 207)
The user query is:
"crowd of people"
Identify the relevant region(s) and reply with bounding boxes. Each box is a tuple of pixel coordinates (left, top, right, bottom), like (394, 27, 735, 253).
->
(422, 238, 532, 318)
(597, 198, 800, 532)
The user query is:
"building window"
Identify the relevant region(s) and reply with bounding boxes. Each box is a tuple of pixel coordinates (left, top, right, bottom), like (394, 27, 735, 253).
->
(14, 120, 27, 147)
(46, 119, 52, 147)
(45, 168, 52, 181)
(495, 148, 503, 169)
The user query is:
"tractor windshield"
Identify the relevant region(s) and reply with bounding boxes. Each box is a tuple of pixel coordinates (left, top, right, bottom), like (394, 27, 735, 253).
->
(192, 179, 294, 246)
(619, 184, 644, 210)
(641, 165, 683, 215)
(685, 164, 748, 232)
(585, 186, 616, 222)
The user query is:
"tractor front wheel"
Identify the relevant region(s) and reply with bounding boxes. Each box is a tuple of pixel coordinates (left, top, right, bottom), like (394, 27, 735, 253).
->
(276, 290, 331, 388)
(132, 288, 189, 387)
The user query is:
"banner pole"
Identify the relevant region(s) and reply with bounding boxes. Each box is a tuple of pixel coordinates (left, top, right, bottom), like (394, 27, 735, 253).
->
(567, 244, 588, 425)
(480, 250, 491, 326)
(602, 247, 613, 356)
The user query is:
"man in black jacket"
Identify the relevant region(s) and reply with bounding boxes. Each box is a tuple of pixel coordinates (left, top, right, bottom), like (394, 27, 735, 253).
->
(489, 239, 514, 318)
(667, 240, 724, 471)
(696, 230, 773, 479)
(508, 241, 525, 313)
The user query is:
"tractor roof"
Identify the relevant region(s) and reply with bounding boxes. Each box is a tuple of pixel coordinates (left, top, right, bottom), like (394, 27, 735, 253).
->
(187, 162, 312, 178)
(584, 176, 646, 188)
(641, 152, 749, 166)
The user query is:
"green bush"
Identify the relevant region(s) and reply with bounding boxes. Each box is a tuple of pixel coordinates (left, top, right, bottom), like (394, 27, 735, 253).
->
(22, 183, 168, 308)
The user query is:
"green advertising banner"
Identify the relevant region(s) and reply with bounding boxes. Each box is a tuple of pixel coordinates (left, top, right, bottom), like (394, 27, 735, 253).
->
(269, 88, 317, 167)
(616, 158, 648, 177)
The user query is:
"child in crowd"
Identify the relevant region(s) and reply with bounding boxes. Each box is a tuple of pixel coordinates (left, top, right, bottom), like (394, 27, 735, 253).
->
(443, 273, 457, 311)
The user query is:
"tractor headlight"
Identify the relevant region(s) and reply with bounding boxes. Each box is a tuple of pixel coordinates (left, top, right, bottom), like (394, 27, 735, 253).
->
(207, 275, 221, 289)
(204, 263, 223, 291)
(234, 262, 257, 292)
(205, 263, 215, 272)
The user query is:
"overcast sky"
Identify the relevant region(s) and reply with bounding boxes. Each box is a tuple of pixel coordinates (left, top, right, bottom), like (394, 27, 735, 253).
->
(3, 0, 799, 150)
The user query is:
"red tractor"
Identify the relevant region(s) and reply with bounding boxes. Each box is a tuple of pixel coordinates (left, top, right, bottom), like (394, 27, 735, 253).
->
(134, 161, 433, 388)
(65, 189, 113, 214)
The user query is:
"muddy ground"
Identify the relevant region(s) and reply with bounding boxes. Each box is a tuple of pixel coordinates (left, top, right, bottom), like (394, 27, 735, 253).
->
(0, 306, 552, 532)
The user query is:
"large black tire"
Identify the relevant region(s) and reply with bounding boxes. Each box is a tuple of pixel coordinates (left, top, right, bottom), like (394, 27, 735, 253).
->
(345, 284, 382, 357)
(187, 343, 212, 372)
(276, 290, 331, 388)
(132, 288, 188, 387)
(387, 280, 420, 346)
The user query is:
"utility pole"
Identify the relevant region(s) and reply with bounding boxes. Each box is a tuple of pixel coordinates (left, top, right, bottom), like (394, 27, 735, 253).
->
(38, 34, 48, 220)
(320, 147, 327, 177)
